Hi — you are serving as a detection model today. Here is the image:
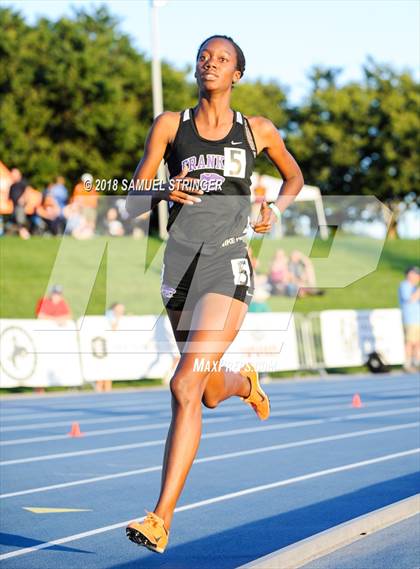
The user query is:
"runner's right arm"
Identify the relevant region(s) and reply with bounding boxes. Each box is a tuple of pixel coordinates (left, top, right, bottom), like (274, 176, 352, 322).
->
(125, 112, 203, 218)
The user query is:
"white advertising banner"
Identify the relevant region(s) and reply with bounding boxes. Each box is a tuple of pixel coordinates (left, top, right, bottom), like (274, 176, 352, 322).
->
(2, 309, 405, 386)
(320, 309, 405, 367)
(77, 315, 178, 381)
(0, 312, 301, 387)
(78, 312, 300, 380)
(221, 312, 300, 372)
(0, 319, 83, 388)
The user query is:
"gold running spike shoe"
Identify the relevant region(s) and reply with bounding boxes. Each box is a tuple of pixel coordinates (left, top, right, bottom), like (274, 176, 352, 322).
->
(126, 510, 169, 554)
(239, 364, 271, 421)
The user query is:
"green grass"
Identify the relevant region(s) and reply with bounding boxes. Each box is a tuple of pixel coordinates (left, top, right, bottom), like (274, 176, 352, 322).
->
(1, 235, 418, 318)
(2, 234, 414, 394)
(0, 235, 165, 318)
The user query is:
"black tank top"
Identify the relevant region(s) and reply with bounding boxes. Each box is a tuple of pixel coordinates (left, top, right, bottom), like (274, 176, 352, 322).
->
(164, 108, 257, 255)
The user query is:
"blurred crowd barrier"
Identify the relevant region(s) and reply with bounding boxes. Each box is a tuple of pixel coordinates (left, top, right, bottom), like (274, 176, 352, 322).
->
(0, 309, 405, 388)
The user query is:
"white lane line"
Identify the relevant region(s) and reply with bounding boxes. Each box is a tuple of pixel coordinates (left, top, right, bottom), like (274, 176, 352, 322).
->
(337, 407, 420, 421)
(0, 403, 170, 423)
(0, 396, 295, 422)
(0, 400, 330, 426)
(2, 397, 419, 435)
(0, 401, 318, 427)
(1, 422, 418, 499)
(269, 404, 420, 420)
(0, 414, 148, 433)
(0, 401, 194, 421)
(0, 405, 247, 431)
(0, 394, 300, 420)
(0, 405, 256, 433)
(2, 389, 418, 423)
(0, 419, 326, 465)
(1, 405, 419, 447)
(0, 416, 234, 445)
(2, 408, 419, 466)
(1, 379, 416, 412)
(1, 447, 418, 561)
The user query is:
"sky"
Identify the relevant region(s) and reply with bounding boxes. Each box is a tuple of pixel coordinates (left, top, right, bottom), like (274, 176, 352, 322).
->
(4, 0, 419, 104)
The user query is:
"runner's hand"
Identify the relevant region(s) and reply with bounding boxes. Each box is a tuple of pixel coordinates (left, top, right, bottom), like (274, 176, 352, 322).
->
(165, 166, 204, 205)
(251, 200, 276, 233)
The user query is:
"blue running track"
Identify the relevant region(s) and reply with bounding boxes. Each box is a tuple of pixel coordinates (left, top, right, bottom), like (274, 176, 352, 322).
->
(0, 373, 419, 568)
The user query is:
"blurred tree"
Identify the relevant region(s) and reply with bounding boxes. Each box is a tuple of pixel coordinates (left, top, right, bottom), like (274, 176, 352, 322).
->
(0, 4, 418, 232)
(287, 59, 419, 236)
(0, 6, 193, 189)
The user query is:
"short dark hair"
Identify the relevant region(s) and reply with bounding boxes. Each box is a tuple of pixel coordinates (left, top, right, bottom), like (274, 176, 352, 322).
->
(196, 35, 246, 78)
(406, 266, 420, 275)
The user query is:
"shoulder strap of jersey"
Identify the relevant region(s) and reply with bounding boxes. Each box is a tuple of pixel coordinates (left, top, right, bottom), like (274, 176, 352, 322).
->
(242, 114, 257, 158)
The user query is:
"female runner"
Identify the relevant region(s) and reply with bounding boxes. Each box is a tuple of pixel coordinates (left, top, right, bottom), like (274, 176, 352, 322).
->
(125, 35, 304, 554)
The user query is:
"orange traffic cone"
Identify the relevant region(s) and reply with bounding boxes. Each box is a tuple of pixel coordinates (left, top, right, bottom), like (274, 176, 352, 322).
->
(69, 422, 84, 437)
(352, 393, 363, 408)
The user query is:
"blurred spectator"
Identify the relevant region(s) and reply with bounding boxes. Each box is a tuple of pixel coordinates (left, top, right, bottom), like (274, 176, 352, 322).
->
(104, 207, 125, 236)
(398, 266, 420, 373)
(111, 195, 149, 238)
(21, 187, 43, 234)
(63, 202, 83, 235)
(116, 194, 150, 238)
(0, 162, 14, 235)
(114, 197, 133, 234)
(63, 201, 95, 239)
(8, 168, 28, 209)
(73, 219, 95, 240)
(45, 176, 68, 232)
(106, 302, 125, 330)
(288, 250, 314, 297)
(35, 284, 72, 325)
(131, 210, 151, 239)
(8, 168, 31, 239)
(71, 173, 98, 232)
(288, 250, 324, 297)
(37, 191, 62, 235)
(48, 176, 68, 211)
(268, 250, 292, 296)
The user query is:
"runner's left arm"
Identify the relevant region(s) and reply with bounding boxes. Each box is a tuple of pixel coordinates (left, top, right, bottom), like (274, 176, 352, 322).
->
(251, 117, 304, 233)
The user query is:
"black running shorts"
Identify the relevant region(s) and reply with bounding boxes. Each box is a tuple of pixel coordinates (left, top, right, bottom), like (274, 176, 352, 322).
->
(161, 240, 255, 311)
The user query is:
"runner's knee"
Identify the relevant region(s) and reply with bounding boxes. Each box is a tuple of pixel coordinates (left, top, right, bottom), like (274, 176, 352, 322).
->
(170, 373, 203, 408)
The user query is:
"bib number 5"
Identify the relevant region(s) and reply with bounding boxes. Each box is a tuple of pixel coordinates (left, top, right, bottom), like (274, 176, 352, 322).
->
(231, 258, 251, 286)
(224, 147, 246, 178)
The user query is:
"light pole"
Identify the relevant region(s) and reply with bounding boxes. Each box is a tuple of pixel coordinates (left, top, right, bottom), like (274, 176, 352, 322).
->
(150, 0, 168, 239)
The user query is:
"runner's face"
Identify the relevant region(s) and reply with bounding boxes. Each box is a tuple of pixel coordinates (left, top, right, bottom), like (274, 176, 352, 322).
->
(196, 38, 241, 92)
